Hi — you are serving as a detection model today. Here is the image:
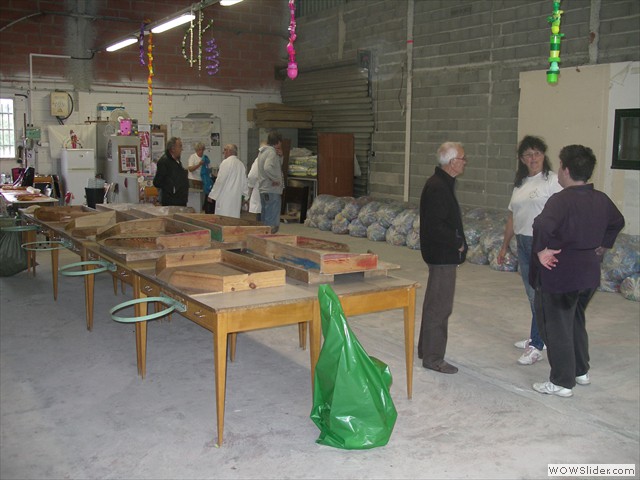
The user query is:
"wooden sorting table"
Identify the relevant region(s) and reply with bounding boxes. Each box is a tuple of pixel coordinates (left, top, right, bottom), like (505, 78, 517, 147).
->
(21, 210, 418, 447)
(125, 260, 417, 447)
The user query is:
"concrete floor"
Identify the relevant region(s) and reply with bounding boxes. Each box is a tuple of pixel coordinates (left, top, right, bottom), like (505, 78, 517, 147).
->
(1, 222, 638, 480)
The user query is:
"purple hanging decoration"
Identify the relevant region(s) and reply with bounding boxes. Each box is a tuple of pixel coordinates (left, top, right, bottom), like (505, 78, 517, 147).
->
(287, 0, 298, 79)
(205, 38, 219, 76)
(139, 22, 146, 66)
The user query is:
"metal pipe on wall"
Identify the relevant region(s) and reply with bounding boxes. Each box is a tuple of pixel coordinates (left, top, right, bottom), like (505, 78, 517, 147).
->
(403, 0, 414, 202)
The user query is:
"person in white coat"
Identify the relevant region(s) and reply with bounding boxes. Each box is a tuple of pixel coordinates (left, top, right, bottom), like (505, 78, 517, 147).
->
(246, 143, 266, 218)
(207, 144, 248, 218)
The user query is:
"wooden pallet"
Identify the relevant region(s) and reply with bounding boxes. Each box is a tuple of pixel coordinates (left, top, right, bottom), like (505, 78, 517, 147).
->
(245, 234, 378, 275)
(155, 249, 286, 294)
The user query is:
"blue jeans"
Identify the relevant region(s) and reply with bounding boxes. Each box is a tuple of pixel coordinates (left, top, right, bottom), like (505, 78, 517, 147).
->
(516, 234, 544, 350)
(260, 192, 281, 233)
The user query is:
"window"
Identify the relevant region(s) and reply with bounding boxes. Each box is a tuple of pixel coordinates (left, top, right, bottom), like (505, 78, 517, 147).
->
(611, 108, 640, 170)
(0, 98, 15, 158)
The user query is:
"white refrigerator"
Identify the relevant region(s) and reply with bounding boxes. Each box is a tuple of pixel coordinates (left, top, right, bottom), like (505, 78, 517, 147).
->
(60, 148, 96, 205)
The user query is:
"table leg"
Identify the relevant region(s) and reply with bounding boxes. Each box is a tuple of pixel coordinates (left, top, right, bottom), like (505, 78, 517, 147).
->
(229, 333, 237, 362)
(213, 322, 229, 446)
(84, 268, 95, 331)
(309, 302, 321, 391)
(113, 275, 118, 295)
(24, 230, 36, 276)
(298, 322, 307, 349)
(133, 275, 148, 378)
(403, 287, 416, 399)
(51, 247, 59, 301)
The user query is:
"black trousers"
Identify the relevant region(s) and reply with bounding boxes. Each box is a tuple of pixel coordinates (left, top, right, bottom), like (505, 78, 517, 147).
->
(534, 287, 596, 389)
(418, 264, 457, 367)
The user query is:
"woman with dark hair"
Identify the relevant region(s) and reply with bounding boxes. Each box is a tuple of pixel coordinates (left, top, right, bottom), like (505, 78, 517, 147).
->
(497, 135, 562, 365)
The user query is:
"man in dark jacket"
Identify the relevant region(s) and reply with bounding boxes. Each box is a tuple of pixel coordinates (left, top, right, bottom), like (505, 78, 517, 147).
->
(418, 141, 468, 374)
(530, 144, 624, 397)
(153, 137, 189, 206)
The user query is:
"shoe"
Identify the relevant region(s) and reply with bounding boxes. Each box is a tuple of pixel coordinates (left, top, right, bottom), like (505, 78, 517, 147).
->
(514, 338, 547, 350)
(517, 346, 544, 365)
(576, 373, 591, 385)
(533, 381, 573, 397)
(424, 360, 458, 374)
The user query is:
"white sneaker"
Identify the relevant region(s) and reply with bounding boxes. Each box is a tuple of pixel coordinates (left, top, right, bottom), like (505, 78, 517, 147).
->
(576, 373, 591, 385)
(514, 338, 546, 350)
(517, 346, 544, 365)
(533, 381, 573, 397)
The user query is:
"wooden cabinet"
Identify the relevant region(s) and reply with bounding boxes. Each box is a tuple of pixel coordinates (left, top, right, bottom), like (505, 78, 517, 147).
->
(317, 133, 354, 197)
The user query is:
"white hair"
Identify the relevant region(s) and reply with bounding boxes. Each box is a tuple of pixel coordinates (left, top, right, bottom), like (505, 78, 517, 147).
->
(437, 142, 463, 166)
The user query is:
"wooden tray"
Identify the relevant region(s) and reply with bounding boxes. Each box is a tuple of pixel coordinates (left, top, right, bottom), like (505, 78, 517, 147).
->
(63, 211, 138, 239)
(245, 234, 378, 274)
(155, 249, 286, 294)
(173, 213, 271, 242)
(96, 217, 211, 262)
(129, 205, 196, 218)
(33, 205, 95, 222)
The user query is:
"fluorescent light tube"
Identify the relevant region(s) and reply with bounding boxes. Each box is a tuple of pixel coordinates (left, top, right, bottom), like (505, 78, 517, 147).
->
(106, 38, 138, 52)
(151, 13, 196, 33)
(220, 0, 244, 5)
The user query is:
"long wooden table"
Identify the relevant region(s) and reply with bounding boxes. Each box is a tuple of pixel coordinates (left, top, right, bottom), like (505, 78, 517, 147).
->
(21, 212, 418, 447)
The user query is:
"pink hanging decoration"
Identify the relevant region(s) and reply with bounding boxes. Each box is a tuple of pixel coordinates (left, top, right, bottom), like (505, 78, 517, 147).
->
(287, 0, 297, 79)
(205, 38, 219, 76)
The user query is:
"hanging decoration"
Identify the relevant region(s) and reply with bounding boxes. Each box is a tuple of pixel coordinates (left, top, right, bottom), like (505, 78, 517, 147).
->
(546, 0, 564, 84)
(139, 21, 147, 65)
(182, 8, 213, 73)
(287, 0, 298, 80)
(147, 32, 154, 122)
(205, 38, 220, 76)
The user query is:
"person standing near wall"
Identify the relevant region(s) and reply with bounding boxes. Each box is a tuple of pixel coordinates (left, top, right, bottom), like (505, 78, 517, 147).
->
(257, 131, 284, 233)
(187, 142, 205, 189)
(497, 136, 562, 365)
(418, 141, 468, 374)
(207, 144, 248, 218)
(530, 144, 625, 398)
(152, 137, 189, 207)
(247, 142, 267, 220)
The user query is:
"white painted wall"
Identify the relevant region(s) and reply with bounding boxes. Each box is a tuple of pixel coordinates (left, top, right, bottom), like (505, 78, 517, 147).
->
(519, 62, 640, 235)
(1, 81, 281, 181)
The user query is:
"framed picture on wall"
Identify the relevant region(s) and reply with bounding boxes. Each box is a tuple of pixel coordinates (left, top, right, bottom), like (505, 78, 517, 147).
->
(118, 146, 139, 173)
(611, 108, 640, 170)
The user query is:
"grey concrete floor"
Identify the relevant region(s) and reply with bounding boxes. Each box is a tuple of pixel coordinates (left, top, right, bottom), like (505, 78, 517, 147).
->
(1, 222, 638, 480)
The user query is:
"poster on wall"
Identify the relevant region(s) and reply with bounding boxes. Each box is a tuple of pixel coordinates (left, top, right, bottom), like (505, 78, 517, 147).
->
(170, 115, 222, 170)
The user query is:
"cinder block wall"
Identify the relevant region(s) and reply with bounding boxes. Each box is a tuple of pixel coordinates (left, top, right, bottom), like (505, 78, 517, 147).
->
(294, 0, 640, 209)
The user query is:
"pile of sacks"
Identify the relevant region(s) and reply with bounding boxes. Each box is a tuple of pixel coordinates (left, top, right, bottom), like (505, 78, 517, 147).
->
(304, 194, 640, 302)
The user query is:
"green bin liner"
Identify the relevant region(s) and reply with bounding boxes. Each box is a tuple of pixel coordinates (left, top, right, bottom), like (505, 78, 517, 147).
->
(310, 284, 397, 449)
(0, 218, 28, 277)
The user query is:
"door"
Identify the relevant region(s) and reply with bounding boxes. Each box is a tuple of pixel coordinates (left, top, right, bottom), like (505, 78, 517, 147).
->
(317, 133, 354, 197)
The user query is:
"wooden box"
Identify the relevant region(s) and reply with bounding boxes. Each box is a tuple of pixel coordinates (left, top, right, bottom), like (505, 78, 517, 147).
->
(246, 234, 378, 274)
(34, 205, 95, 223)
(96, 217, 210, 262)
(155, 249, 286, 294)
(130, 205, 196, 218)
(173, 213, 271, 242)
(63, 211, 137, 239)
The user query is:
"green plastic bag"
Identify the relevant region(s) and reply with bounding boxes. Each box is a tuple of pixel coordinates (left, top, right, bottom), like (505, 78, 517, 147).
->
(310, 284, 397, 449)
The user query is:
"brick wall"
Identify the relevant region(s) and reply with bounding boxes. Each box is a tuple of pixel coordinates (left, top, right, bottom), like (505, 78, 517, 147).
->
(293, 0, 640, 209)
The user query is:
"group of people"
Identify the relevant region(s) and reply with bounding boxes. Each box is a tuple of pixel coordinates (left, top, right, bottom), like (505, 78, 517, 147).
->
(152, 131, 285, 232)
(418, 138, 625, 399)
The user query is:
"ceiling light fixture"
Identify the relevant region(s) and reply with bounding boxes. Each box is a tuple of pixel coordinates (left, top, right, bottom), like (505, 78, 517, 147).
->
(150, 13, 196, 34)
(105, 37, 138, 52)
(220, 0, 244, 6)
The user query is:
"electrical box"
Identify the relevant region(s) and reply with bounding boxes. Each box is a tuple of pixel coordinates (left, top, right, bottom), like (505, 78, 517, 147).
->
(50, 92, 70, 117)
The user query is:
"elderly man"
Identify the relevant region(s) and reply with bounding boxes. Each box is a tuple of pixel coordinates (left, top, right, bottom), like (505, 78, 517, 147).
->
(207, 144, 248, 218)
(531, 144, 624, 398)
(418, 141, 468, 374)
(153, 137, 189, 206)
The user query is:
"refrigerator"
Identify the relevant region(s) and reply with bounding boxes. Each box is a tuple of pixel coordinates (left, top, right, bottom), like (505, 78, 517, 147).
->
(60, 148, 96, 205)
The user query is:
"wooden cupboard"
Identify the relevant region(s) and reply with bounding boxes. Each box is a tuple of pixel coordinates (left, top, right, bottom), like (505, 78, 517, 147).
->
(317, 132, 354, 197)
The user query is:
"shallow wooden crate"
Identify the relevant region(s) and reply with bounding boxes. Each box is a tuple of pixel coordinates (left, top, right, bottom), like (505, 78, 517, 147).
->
(245, 234, 378, 274)
(155, 249, 286, 294)
(33, 205, 95, 223)
(63, 211, 138, 239)
(96, 217, 210, 262)
(172, 213, 271, 242)
(130, 205, 196, 218)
